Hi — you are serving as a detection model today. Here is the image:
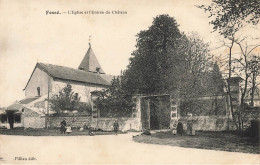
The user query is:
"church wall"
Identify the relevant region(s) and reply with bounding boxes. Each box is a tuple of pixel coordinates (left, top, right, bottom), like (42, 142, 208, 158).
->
(51, 79, 107, 103)
(25, 67, 52, 98)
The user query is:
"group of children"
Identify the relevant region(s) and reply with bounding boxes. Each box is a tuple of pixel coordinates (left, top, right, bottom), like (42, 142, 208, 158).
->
(60, 120, 72, 134)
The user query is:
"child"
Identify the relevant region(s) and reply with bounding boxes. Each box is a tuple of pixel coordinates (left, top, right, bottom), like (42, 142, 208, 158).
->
(66, 124, 72, 134)
(113, 120, 119, 135)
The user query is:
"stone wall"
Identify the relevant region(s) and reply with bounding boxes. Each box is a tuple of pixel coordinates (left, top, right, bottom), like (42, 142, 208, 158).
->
(173, 116, 231, 131)
(46, 116, 141, 131)
(22, 108, 46, 128)
(242, 109, 260, 129)
(94, 117, 141, 131)
(47, 116, 92, 128)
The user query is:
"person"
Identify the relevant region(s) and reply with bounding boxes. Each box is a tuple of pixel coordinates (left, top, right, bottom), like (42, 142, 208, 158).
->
(141, 129, 151, 135)
(88, 126, 94, 136)
(66, 124, 72, 134)
(60, 120, 67, 134)
(177, 122, 184, 136)
(113, 120, 119, 135)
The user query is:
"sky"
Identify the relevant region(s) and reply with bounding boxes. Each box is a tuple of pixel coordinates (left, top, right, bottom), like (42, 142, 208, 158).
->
(0, 0, 259, 107)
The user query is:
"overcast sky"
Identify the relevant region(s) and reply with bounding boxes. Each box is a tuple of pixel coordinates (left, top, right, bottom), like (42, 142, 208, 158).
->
(0, 0, 259, 107)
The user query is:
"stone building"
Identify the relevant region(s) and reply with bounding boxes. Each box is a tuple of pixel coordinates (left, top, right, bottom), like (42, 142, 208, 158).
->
(1, 44, 114, 129)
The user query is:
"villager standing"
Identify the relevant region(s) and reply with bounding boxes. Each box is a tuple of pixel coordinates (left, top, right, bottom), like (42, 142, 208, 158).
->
(177, 121, 184, 136)
(60, 120, 67, 134)
(7, 112, 14, 129)
(113, 120, 119, 135)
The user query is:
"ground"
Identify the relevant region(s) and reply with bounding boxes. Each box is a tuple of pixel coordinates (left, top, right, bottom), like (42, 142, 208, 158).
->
(133, 131, 260, 154)
(0, 130, 259, 164)
(0, 127, 124, 136)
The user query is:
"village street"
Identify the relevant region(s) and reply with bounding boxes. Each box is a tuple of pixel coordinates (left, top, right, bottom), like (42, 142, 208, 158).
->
(0, 133, 259, 164)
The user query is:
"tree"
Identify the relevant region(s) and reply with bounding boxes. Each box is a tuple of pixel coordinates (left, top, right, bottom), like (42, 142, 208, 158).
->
(50, 83, 80, 113)
(248, 55, 260, 106)
(176, 33, 220, 99)
(122, 15, 224, 118)
(198, 0, 260, 131)
(230, 38, 260, 130)
(95, 77, 133, 117)
(198, 0, 260, 38)
(122, 14, 182, 95)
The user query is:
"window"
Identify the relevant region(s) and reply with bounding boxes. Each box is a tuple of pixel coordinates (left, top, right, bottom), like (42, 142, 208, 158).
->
(171, 113, 177, 118)
(75, 93, 78, 100)
(37, 87, 41, 96)
(0, 115, 7, 123)
(14, 114, 21, 123)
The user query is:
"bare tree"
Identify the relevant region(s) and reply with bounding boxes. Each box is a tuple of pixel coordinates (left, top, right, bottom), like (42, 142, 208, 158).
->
(230, 38, 260, 130)
(248, 55, 260, 106)
(198, 0, 260, 131)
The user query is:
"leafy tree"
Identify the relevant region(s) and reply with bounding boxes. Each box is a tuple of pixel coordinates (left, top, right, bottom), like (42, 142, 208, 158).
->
(95, 77, 133, 117)
(50, 83, 80, 113)
(211, 62, 225, 95)
(95, 15, 225, 119)
(122, 14, 182, 94)
(176, 33, 220, 98)
(198, 0, 260, 38)
(122, 15, 225, 119)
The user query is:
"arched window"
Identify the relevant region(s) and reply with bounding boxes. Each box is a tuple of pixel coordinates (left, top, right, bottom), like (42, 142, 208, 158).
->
(37, 87, 41, 96)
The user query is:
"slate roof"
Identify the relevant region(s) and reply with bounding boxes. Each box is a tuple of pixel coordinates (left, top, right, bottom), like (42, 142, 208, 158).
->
(99, 74, 115, 84)
(78, 44, 105, 74)
(19, 97, 40, 104)
(37, 63, 111, 86)
(6, 103, 24, 111)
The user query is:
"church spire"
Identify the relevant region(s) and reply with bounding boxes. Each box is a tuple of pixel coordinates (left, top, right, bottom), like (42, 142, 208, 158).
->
(78, 40, 105, 74)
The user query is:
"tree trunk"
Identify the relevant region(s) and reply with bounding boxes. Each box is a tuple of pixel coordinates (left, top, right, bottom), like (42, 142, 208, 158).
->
(227, 38, 239, 130)
(250, 71, 256, 106)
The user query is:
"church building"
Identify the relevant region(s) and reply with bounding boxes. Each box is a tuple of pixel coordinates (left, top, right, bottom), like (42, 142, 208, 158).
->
(1, 44, 114, 129)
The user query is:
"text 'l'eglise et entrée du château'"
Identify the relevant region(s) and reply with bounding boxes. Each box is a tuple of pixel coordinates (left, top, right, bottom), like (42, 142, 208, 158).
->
(46, 10, 127, 15)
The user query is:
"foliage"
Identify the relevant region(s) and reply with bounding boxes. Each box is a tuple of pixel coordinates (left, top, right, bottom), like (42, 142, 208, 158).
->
(123, 15, 222, 96)
(50, 83, 80, 113)
(122, 14, 182, 94)
(180, 97, 227, 116)
(78, 102, 92, 114)
(198, 0, 260, 131)
(121, 14, 224, 116)
(244, 119, 260, 138)
(248, 55, 260, 106)
(95, 15, 225, 118)
(198, 0, 260, 38)
(95, 77, 134, 117)
(176, 33, 224, 99)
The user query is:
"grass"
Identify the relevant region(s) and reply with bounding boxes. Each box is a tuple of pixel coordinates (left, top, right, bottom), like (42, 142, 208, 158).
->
(133, 131, 259, 154)
(0, 127, 124, 136)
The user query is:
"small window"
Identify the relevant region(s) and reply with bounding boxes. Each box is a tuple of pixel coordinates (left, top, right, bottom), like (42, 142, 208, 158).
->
(75, 93, 78, 100)
(171, 106, 177, 111)
(37, 87, 41, 96)
(14, 114, 21, 123)
(171, 113, 177, 118)
(0, 115, 7, 123)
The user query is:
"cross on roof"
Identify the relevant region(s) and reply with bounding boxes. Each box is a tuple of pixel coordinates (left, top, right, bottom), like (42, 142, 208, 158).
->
(89, 35, 92, 47)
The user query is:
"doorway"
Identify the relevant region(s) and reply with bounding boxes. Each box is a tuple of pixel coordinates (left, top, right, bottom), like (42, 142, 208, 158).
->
(141, 95, 171, 130)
